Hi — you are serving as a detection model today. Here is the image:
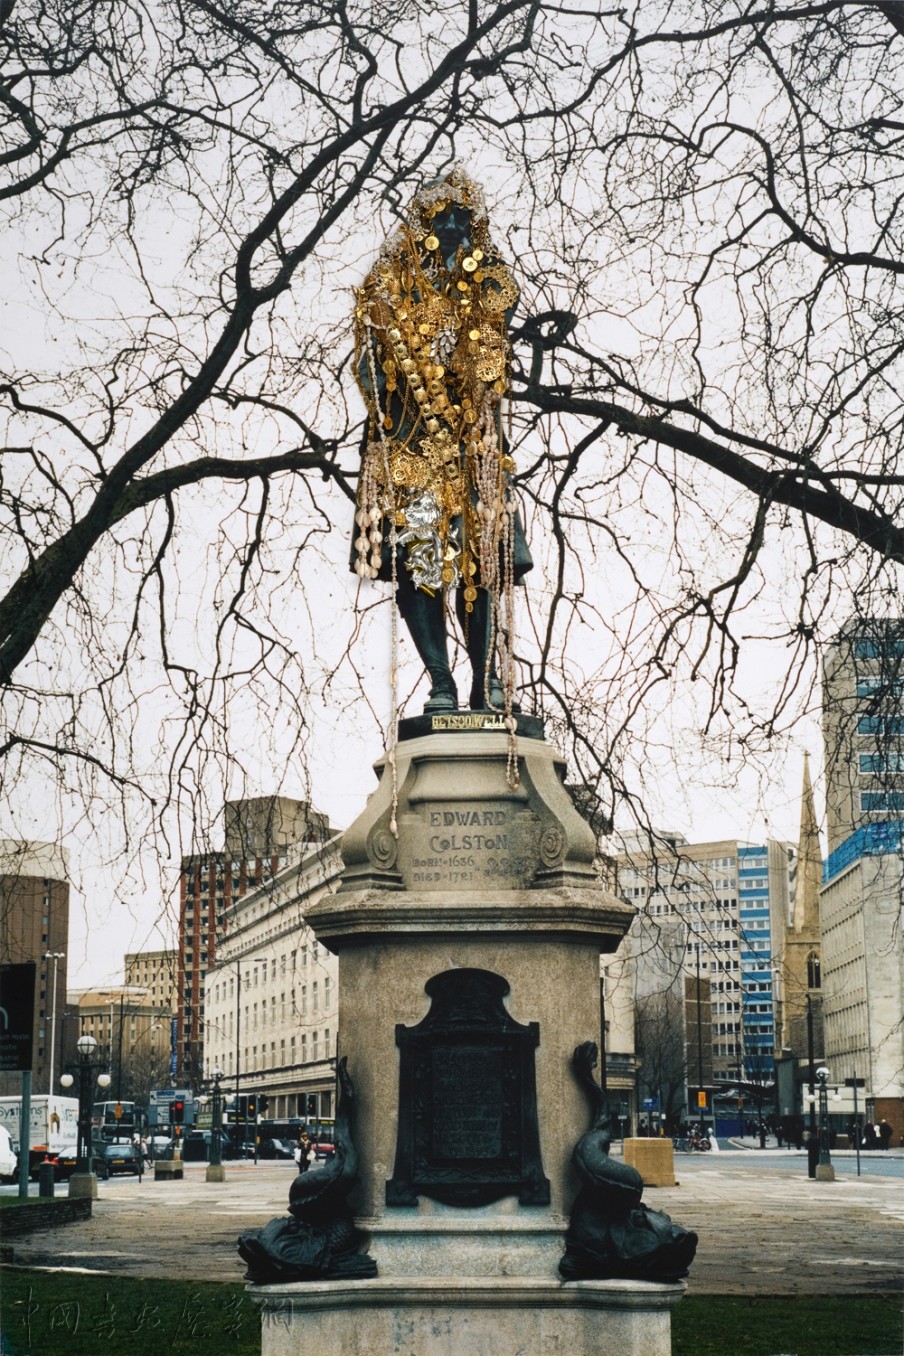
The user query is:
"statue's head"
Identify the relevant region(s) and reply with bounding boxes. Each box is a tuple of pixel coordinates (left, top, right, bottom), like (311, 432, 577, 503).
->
(406, 166, 490, 262)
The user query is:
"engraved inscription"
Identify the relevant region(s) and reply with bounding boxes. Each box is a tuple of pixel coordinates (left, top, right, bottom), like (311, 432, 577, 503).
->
(406, 801, 538, 889)
(432, 1046, 503, 1159)
(431, 713, 507, 731)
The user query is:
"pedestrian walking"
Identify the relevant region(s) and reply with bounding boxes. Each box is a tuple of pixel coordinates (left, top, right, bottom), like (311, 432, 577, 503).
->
(863, 1120, 877, 1150)
(878, 1119, 892, 1151)
(295, 1130, 313, 1172)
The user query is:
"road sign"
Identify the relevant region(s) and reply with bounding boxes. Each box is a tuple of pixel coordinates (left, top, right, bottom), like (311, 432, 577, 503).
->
(642, 1097, 659, 1111)
(0, 963, 36, 1072)
(697, 1090, 707, 1108)
(844, 1077, 865, 1088)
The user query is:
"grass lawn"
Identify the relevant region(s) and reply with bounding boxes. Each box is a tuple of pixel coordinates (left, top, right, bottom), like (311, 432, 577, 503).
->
(674, 1295, 903, 1355)
(0, 1270, 900, 1355)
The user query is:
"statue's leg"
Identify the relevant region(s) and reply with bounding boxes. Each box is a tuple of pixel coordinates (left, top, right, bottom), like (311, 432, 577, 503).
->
(395, 559, 458, 712)
(455, 587, 505, 711)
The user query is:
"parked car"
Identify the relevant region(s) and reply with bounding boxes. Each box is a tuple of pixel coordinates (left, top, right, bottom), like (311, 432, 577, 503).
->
(0, 1125, 18, 1181)
(41, 1140, 106, 1182)
(52, 1145, 81, 1181)
(258, 1137, 295, 1160)
(145, 1134, 172, 1158)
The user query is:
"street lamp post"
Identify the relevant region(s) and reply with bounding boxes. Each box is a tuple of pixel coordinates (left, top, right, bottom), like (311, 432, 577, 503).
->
(42, 950, 65, 1151)
(206, 1068, 225, 1182)
(228, 955, 263, 1161)
(695, 940, 707, 1136)
(60, 1034, 111, 1200)
(815, 1066, 836, 1182)
(42, 951, 65, 1095)
(805, 991, 818, 1179)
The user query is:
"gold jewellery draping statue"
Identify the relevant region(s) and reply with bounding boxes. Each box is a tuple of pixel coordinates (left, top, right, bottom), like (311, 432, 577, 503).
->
(353, 168, 532, 716)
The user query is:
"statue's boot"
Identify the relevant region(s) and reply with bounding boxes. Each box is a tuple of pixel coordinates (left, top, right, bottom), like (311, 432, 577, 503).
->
(456, 588, 506, 710)
(395, 565, 458, 712)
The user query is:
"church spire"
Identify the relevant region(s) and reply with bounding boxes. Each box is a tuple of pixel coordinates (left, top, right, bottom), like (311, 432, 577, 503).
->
(793, 751, 821, 935)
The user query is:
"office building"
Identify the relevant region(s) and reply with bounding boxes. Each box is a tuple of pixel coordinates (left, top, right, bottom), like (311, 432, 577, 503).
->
(0, 841, 69, 1096)
(823, 618, 904, 854)
(820, 618, 903, 1144)
(125, 948, 179, 1014)
(612, 832, 794, 1099)
(203, 833, 342, 1120)
(70, 988, 170, 1097)
(177, 796, 331, 1085)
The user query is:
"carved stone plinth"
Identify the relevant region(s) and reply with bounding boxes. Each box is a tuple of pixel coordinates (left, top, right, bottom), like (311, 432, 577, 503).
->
(250, 1276, 685, 1356)
(248, 731, 679, 1355)
(328, 728, 619, 900)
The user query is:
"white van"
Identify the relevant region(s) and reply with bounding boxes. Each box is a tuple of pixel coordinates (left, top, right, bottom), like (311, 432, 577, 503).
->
(0, 1124, 18, 1180)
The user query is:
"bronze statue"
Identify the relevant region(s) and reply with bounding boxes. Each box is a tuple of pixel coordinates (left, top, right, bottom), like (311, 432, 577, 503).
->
(353, 167, 531, 714)
(560, 1042, 697, 1283)
(238, 1057, 376, 1282)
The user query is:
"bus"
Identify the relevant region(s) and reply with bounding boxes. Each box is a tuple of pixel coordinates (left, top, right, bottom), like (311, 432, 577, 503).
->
(92, 1100, 144, 1142)
(259, 1117, 336, 1160)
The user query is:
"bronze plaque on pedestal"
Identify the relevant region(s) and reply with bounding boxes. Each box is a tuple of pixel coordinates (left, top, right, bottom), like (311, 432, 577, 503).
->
(386, 968, 550, 1207)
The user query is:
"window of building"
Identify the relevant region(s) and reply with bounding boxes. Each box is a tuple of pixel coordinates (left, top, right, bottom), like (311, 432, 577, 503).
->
(807, 952, 821, 989)
(858, 715, 904, 736)
(859, 752, 904, 773)
(312, 1031, 320, 1060)
(860, 791, 904, 812)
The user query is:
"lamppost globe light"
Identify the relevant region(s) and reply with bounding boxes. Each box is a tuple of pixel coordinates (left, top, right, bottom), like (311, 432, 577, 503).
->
(77, 1033, 97, 1057)
(60, 1073, 74, 1088)
(213, 1068, 224, 1081)
(816, 1066, 830, 1081)
(97, 1072, 112, 1089)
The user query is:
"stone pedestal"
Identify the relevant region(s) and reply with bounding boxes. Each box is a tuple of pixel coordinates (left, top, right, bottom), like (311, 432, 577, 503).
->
(253, 728, 681, 1354)
(624, 1138, 677, 1187)
(153, 1160, 184, 1181)
(206, 1162, 226, 1183)
(67, 1172, 98, 1201)
(251, 1276, 685, 1356)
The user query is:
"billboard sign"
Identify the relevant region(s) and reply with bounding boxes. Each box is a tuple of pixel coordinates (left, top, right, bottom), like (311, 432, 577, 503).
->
(0, 963, 36, 1072)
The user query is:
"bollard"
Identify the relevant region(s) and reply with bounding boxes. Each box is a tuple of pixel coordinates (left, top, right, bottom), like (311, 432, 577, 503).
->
(38, 1162, 55, 1198)
(806, 1137, 819, 1179)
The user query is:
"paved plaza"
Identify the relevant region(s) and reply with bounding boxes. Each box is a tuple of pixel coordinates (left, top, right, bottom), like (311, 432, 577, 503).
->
(3, 1151, 903, 1296)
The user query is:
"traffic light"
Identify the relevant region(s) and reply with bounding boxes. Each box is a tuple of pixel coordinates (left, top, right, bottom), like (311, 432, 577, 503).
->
(259, 1095, 269, 1114)
(306, 1094, 317, 1115)
(171, 1098, 185, 1125)
(246, 1097, 256, 1119)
